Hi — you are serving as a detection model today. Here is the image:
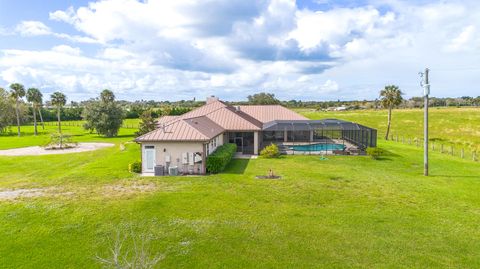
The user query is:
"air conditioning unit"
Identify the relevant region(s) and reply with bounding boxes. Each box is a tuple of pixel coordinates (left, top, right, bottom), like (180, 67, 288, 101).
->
(154, 165, 164, 176)
(168, 166, 178, 176)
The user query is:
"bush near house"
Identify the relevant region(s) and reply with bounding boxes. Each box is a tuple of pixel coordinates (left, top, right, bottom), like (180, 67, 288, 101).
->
(129, 160, 142, 173)
(206, 143, 237, 173)
(260, 143, 280, 158)
(366, 147, 383, 159)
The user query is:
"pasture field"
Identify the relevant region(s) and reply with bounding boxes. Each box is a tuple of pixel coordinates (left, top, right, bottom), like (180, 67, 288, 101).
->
(0, 119, 139, 150)
(1, 120, 480, 268)
(297, 107, 480, 152)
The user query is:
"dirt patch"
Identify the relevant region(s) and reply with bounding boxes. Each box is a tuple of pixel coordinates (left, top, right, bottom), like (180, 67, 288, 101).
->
(103, 182, 159, 196)
(0, 181, 183, 202)
(255, 175, 282, 180)
(0, 187, 62, 200)
(0, 143, 114, 156)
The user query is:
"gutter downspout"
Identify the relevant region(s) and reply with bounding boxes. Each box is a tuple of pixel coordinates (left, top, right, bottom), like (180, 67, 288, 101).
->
(202, 142, 207, 174)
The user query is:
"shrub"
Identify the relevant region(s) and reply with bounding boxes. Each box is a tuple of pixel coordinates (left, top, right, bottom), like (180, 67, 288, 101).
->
(366, 147, 383, 159)
(260, 143, 280, 158)
(129, 161, 142, 173)
(206, 143, 237, 173)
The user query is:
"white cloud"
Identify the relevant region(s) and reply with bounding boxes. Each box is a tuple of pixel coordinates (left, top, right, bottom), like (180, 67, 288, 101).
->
(288, 7, 396, 55)
(13, 20, 99, 44)
(49, 6, 76, 24)
(15, 21, 51, 36)
(51, 45, 82, 56)
(2, 0, 480, 100)
(446, 25, 476, 51)
(99, 48, 133, 60)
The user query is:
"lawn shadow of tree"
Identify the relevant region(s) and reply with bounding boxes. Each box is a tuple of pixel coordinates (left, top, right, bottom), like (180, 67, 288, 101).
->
(374, 148, 401, 161)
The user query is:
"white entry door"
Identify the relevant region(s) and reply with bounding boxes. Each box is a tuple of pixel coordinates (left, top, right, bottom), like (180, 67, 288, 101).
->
(144, 146, 155, 173)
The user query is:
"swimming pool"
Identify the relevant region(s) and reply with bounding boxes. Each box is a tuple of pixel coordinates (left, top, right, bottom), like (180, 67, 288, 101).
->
(289, 143, 345, 151)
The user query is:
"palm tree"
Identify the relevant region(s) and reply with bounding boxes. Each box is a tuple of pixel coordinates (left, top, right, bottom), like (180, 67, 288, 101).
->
(9, 83, 26, 137)
(26, 88, 43, 136)
(100, 89, 115, 103)
(50, 92, 67, 146)
(379, 85, 403, 140)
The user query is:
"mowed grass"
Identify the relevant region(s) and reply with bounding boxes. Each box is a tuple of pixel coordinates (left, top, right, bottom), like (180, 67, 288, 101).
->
(297, 107, 480, 152)
(1, 120, 480, 268)
(0, 119, 139, 150)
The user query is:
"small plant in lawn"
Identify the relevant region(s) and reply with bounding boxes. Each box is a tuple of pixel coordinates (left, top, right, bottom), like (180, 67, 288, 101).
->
(44, 132, 77, 150)
(366, 147, 383, 159)
(255, 168, 281, 179)
(95, 228, 165, 269)
(206, 143, 237, 173)
(129, 161, 142, 173)
(260, 143, 280, 158)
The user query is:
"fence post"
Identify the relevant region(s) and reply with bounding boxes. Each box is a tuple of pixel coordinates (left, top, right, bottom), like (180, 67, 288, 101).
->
(450, 146, 453, 156)
(416, 139, 419, 147)
(461, 148, 464, 159)
(396, 135, 398, 142)
(432, 142, 435, 151)
(441, 144, 444, 153)
(474, 152, 477, 162)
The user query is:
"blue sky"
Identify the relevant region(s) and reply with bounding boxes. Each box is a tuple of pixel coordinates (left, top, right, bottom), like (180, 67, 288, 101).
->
(0, 0, 479, 101)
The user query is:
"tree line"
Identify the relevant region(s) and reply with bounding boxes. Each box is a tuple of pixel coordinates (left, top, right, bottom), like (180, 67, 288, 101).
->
(240, 92, 480, 110)
(0, 84, 128, 138)
(1, 84, 479, 140)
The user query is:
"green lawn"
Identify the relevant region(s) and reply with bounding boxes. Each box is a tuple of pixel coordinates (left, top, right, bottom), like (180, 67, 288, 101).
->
(0, 121, 138, 150)
(297, 107, 480, 153)
(1, 122, 480, 268)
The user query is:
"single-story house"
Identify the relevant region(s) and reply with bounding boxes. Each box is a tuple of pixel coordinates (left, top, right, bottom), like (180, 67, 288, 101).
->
(135, 96, 377, 175)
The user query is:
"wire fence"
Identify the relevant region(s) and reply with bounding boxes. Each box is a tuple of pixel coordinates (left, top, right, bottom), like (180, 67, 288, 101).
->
(388, 134, 478, 162)
(39, 121, 139, 129)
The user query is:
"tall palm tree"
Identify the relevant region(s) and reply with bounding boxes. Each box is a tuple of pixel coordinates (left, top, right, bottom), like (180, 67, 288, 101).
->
(100, 89, 115, 103)
(50, 92, 67, 146)
(38, 103, 45, 130)
(26, 88, 43, 136)
(9, 83, 26, 137)
(380, 85, 403, 140)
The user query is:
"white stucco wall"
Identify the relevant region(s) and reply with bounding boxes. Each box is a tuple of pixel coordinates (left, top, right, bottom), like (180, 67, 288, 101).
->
(141, 133, 225, 175)
(142, 141, 203, 174)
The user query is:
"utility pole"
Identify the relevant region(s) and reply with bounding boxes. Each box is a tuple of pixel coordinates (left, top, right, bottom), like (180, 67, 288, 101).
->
(420, 68, 430, 176)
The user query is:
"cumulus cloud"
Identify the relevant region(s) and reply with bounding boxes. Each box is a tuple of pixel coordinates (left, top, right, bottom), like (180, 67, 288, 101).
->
(446, 25, 477, 51)
(15, 21, 52, 36)
(1, 0, 480, 100)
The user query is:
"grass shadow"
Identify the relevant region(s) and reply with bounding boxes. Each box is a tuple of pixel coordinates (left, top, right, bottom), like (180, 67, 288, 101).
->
(430, 174, 480, 179)
(223, 159, 250, 174)
(381, 148, 401, 157)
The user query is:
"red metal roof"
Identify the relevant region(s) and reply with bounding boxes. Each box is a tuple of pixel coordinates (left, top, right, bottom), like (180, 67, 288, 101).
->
(238, 105, 308, 123)
(156, 115, 179, 126)
(136, 100, 307, 142)
(137, 116, 224, 142)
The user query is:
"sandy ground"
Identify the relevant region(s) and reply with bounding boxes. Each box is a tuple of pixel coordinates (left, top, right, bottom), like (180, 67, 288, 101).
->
(0, 142, 114, 156)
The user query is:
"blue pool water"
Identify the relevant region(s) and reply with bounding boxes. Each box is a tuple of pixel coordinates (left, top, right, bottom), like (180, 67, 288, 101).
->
(290, 143, 345, 151)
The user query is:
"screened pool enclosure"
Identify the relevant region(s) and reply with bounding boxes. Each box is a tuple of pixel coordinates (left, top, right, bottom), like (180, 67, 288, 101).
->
(260, 119, 377, 155)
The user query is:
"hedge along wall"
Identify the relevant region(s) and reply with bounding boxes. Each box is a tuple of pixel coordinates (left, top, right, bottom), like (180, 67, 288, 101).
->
(206, 143, 237, 173)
